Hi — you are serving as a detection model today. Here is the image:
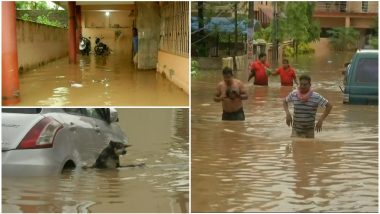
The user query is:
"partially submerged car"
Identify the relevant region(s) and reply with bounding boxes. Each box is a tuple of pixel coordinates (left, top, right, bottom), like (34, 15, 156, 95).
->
(2, 108, 128, 176)
(342, 50, 378, 104)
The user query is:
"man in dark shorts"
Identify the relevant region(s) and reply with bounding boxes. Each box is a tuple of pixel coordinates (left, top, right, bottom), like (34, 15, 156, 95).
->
(214, 67, 248, 121)
(283, 75, 333, 138)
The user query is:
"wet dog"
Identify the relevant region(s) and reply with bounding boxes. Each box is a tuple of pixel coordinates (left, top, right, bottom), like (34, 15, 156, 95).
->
(90, 141, 145, 169)
(92, 141, 129, 169)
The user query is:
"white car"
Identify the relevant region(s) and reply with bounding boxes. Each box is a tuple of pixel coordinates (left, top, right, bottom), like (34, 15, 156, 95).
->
(2, 108, 129, 176)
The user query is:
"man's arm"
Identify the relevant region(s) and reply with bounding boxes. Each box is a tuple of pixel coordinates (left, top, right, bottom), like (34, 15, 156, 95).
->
(248, 68, 255, 81)
(239, 81, 248, 100)
(283, 99, 292, 127)
(293, 75, 299, 86)
(315, 102, 333, 132)
(214, 84, 224, 102)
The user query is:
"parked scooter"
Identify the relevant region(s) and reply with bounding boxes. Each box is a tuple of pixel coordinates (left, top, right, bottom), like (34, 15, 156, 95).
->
(94, 37, 110, 56)
(79, 36, 91, 56)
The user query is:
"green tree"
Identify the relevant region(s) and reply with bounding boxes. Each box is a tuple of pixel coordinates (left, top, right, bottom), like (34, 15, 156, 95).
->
(282, 2, 320, 55)
(36, 13, 61, 27)
(327, 27, 359, 51)
(368, 17, 378, 49)
(16, 1, 49, 10)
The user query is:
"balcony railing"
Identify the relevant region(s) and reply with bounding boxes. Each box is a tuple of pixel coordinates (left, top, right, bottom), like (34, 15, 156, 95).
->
(315, 1, 374, 13)
(315, 2, 348, 13)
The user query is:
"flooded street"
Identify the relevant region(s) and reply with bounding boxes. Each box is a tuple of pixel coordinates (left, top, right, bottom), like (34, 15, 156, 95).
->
(191, 52, 378, 212)
(16, 54, 188, 106)
(2, 109, 189, 213)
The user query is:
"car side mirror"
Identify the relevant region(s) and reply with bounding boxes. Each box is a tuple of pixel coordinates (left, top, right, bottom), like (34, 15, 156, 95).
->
(110, 108, 119, 123)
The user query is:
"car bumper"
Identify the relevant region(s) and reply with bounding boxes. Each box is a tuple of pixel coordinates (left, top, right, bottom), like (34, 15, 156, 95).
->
(2, 149, 63, 176)
(344, 94, 378, 105)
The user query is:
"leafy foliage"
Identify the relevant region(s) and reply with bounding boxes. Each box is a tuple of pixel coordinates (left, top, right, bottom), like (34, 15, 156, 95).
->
(36, 14, 62, 28)
(327, 27, 360, 51)
(283, 42, 314, 57)
(17, 2, 65, 28)
(191, 60, 200, 76)
(16, 1, 50, 10)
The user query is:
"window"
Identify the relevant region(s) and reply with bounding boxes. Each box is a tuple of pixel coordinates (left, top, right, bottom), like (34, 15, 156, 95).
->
(160, 2, 189, 56)
(84, 108, 105, 121)
(63, 108, 84, 115)
(362, 1, 368, 12)
(2, 108, 42, 114)
(354, 58, 378, 83)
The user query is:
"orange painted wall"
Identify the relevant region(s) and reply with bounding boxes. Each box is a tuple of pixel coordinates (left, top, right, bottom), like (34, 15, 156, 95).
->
(157, 51, 189, 94)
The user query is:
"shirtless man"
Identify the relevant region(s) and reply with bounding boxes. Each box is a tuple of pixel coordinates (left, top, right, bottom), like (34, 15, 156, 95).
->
(214, 67, 248, 121)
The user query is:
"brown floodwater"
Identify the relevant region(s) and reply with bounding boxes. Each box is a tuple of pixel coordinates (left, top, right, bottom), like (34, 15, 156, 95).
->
(191, 52, 378, 212)
(2, 108, 189, 213)
(16, 53, 188, 106)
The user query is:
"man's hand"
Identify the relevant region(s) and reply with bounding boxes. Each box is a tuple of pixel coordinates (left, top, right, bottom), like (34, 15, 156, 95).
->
(286, 113, 293, 127)
(248, 69, 255, 81)
(315, 119, 323, 132)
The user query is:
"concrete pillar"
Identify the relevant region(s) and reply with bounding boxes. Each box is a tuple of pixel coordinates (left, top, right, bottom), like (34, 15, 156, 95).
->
(76, 5, 82, 52)
(136, 2, 160, 70)
(345, 16, 350, 28)
(2, 2, 20, 105)
(68, 2, 77, 64)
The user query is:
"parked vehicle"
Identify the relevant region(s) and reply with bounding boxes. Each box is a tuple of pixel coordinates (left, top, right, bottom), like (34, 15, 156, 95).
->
(342, 50, 378, 105)
(2, 108, 128, 176)
(79, 36, 91, 56)
(94, 37, 110, 56)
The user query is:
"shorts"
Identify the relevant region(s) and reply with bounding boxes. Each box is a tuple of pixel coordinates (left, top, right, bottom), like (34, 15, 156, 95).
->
(291, 127, 315, 138)
(222, 108, 245, 121)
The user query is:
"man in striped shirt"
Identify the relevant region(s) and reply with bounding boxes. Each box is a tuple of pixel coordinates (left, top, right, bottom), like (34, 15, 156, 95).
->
(283, 75, 333, 138)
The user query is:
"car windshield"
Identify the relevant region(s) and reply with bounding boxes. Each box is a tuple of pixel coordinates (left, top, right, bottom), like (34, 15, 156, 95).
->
(354, 58, 378, 83)
(2, 108, 42, 114)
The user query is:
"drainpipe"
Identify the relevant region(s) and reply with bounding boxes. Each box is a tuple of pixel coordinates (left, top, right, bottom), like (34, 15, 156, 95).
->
(2, 2, 20, 105)
(76, 5, 82, 52)
(68, 2, 77, 64)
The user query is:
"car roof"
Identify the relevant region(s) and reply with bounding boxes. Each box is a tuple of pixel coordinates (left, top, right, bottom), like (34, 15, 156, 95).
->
(356, 49, 378, 54)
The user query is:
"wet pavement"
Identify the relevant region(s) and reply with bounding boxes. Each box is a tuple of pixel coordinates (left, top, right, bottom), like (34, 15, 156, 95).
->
(191, 51, 378, 212)
(2, 108, 189, 213)
(16, 54, 188, 106)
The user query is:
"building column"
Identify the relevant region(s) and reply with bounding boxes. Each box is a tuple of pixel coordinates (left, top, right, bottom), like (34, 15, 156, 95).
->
(345, 16, 350, 28)
(68, 2, 77, 64)
(136, 2, 160, 70)
(2, 2, 20, 105)
(76, 5, 82, 51)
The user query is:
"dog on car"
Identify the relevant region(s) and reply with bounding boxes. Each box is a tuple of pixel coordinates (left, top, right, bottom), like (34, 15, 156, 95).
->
(87, 141, 145, 169)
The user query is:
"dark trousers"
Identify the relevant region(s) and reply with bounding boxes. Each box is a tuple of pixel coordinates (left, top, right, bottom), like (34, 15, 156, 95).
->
(222, 108, 245, 121)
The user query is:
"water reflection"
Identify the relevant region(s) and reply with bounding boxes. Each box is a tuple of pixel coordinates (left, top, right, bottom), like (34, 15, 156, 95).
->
(191, 51, 378, 212)
(16, 54, 188, 106)
(2, 109, 189, 213)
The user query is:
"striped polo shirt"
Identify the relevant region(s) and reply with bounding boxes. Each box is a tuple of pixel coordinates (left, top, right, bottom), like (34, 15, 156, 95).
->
(285, 90, 328, 131)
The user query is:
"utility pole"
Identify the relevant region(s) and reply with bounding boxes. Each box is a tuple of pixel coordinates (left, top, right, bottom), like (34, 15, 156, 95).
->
(198, 2, 205, 56)
(233, 2, 238, 71)
(247, 2, 254, 70)
(271, 1, 278, 66)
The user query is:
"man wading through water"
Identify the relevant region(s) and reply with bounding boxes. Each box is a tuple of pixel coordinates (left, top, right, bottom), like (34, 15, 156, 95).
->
(283, 74, 333, 138)
(214, 67, 248, 121)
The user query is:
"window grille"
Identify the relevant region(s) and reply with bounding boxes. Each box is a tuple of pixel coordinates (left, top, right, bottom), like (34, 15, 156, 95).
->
(160, 2, 189, 56)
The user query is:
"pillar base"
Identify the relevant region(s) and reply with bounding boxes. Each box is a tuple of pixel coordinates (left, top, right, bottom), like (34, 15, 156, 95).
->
(2, 95, 20, 105)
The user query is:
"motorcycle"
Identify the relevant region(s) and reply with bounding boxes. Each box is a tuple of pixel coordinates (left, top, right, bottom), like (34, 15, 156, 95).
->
(79, 36, 91, 56)
(94, 37, 110, 56)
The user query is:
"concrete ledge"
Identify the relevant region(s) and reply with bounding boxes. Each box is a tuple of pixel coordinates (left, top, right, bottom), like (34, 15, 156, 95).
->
(157, 51, 189, 94)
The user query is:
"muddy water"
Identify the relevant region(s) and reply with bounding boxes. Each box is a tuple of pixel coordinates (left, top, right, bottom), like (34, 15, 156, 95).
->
(16, 54, 188, 106)
(2, 109, 189, 213)
(191, 52, 378, 212)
